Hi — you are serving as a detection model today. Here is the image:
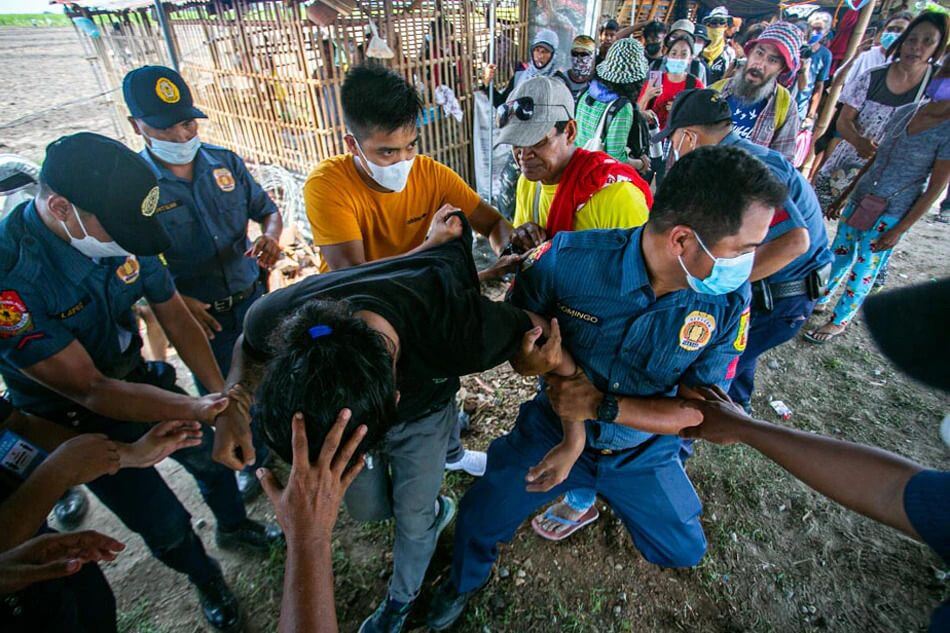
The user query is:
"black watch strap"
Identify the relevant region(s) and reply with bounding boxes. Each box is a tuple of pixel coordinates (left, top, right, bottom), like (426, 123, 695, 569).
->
(596, 393, 619, 422)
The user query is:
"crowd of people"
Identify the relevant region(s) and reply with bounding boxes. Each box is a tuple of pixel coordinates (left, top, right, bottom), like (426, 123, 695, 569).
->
(0, 4, 947, 633)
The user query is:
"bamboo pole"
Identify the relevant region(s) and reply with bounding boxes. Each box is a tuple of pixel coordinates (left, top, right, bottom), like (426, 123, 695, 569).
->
(813, 0, 877, 141)
(153, 0, 179, 70)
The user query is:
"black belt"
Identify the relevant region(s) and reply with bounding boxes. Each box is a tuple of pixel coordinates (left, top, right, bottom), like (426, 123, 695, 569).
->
(210, 281, 258, 313)
(756, 277, 809, 301)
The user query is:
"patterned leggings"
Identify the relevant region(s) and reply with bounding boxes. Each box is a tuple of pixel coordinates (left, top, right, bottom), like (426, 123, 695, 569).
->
(816, 203, 901, 326)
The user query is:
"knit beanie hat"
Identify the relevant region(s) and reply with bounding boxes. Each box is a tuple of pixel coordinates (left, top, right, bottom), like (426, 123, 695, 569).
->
(744, 21, 804, 74)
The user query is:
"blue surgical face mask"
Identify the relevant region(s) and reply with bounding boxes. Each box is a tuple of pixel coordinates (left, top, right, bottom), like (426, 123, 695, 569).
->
(665, 57, 690, 74)
(879, 31, 900, 50)
(678, 230, 754, 295)
(146, 134, 201, 165)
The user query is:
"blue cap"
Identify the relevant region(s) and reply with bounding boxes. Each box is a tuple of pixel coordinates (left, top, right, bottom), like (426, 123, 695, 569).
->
(122, 66, 207, 129)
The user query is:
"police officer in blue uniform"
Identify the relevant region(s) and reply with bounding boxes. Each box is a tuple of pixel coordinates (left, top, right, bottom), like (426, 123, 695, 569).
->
(122, 65, 283, 496)
(427, 144, 788, 630)
(0, 133, 281, 632)
(655, 89, 833, 411)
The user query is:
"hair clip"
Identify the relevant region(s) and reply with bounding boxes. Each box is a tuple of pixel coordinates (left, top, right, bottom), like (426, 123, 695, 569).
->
(308, 325, 333, 340)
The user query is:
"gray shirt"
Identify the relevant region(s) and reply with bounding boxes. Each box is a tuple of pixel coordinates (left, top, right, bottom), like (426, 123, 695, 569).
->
(853, 103, 950, 219)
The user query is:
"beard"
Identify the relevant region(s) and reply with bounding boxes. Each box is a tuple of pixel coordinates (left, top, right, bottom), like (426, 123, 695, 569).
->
(729, 67, 778, 104)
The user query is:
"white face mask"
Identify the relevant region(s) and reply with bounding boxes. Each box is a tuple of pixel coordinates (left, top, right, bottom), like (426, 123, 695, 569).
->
(61, 205, 131, 259)
(353, 138, 414, 192)
(146, 134, 201, 165)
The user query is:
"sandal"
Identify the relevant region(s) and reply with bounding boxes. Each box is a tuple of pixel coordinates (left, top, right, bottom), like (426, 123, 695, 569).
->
(802, 324, 845, 345)
(530, 504, 599, 542)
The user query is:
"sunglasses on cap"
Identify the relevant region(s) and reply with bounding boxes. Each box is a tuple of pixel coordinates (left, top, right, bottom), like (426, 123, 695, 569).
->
(496, 96, 572, 128)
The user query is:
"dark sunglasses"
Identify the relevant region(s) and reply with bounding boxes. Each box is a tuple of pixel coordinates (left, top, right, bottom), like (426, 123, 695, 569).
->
(571, 50, 592, 57)
(706, 19, 728, 27)
(496, 96, 572, 128)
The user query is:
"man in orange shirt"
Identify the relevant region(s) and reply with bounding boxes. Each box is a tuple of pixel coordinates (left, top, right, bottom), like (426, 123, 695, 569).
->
(304, 64, 523, 632)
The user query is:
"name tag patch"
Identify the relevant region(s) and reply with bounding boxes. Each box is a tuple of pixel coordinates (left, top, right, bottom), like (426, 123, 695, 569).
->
(213, 167, 236, 192)
(679, 310, 716, 351)
(0, 290, 33, 339)
(52, 297, 90, 320)
(116, 256, 141, 285)
(155, 200, 182, 214)
(557, 302, 600, 324)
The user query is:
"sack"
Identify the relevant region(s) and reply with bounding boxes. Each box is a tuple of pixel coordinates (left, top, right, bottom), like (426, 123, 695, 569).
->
(845, 194, 888, 231)
(793, 128, 812, 168)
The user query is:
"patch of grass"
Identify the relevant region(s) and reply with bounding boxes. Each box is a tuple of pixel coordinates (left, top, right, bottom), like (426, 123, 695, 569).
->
(118, 598, 173, 633)
(0, 13, 71, 27)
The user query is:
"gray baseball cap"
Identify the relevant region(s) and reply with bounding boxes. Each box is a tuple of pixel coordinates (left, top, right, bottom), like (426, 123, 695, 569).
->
(494, 76, 575, 148)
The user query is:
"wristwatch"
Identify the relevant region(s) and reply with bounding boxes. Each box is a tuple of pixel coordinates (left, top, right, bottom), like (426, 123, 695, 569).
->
(596, 393, 619, 423)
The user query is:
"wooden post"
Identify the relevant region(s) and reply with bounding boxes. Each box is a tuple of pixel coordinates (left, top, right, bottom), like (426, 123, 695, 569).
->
(813, 0, 877, 141)
(153, 0, 179, 71)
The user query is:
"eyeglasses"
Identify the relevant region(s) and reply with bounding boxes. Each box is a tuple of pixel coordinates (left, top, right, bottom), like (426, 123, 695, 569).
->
(496, 96, 572, 128)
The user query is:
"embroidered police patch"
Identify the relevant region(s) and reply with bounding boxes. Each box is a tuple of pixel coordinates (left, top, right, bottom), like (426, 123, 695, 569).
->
(116, 256, 140, 285)
(213, 168, 236, 192)
(679, 310, 716, 351)
(155, 77, 180, 104)
(0, 290, 33, 339)
(734, 307, 751, 352)
(521, 241, 552, 271)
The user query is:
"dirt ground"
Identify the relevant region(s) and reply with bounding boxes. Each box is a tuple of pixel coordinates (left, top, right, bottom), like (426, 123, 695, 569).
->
(3, 25, 949, 633)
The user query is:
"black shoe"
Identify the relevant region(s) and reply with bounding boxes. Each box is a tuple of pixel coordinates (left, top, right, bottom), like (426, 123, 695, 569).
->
(194, 574, 242, 632)
(236, 470, 262, 503)
(426, 578, 484, 631)
(216, 518, 284, 553)
(53, 487, 89, 528)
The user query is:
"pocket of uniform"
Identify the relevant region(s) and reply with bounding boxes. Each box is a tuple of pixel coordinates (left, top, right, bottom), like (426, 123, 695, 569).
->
(655, 461, 702, 523)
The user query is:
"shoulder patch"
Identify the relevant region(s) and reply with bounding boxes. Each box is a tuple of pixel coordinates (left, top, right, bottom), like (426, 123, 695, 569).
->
(734, 307, 751, 352)
(0, 290, 33, 339)
(521, 241, 552, 271)
(679, 310, 716, 352)
(116, 256, 141, 285)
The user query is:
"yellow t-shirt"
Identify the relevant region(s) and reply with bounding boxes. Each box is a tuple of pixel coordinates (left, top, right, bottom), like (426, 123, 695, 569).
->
(513, 175, 649, 231)
(305, 154, 482, 271)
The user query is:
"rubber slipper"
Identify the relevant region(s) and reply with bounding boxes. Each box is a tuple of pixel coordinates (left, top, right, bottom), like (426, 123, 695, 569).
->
(530, 505, 599, 542)
(802, 328, 843, 345)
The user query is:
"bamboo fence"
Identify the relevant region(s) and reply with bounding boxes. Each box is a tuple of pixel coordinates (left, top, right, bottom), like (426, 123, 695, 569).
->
(62, 0, 529, 186)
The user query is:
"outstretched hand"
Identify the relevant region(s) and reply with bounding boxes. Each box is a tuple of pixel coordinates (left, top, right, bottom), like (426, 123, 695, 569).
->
(679, 385, 753, 445)
(257, 410, 367, 544)
(0, 530, 125, 594)
(119, 420, 204, 469)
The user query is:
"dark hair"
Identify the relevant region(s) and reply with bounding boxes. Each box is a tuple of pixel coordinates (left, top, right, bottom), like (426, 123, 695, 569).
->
(884, 11, 913, 28)
(664, 34, 695, 54)
(341, 64, 423, 140)
(648, 145, 787, 245)
(886, 10, 948, 60)
(554, 120, 570, 134)
(644, 20, 667, 39)
(257, 299, 398, 465)
(740, 22, 768, 46)
(601, 19, 619, 33)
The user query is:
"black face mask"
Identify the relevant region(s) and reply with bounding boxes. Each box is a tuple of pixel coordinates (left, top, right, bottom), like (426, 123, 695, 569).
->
(645, 42, 662, 57)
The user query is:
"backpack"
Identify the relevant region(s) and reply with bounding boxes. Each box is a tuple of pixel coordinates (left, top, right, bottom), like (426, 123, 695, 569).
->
(581, 96, 630, 152)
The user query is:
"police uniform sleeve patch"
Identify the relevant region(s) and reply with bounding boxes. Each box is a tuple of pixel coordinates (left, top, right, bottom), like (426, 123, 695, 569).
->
(521, 241, 552, 271)
(15, 331, 46, 350)
(0, 290, 33, 339)
(734, 307, 751, 352)
(155, 77, 180, 103)
(142, 186, 160, 217)
(213, 168, 236, 192)
(155, 200, 181, 214)
(679, 310, 716, 351)
(116, 256, 141, 285)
